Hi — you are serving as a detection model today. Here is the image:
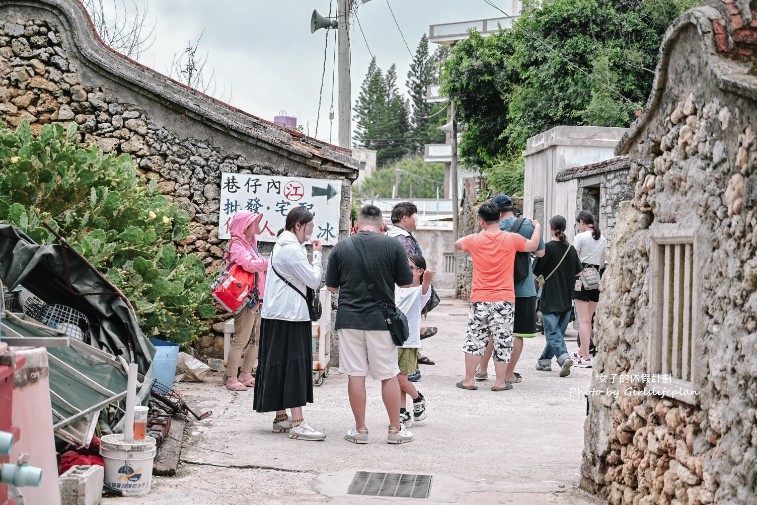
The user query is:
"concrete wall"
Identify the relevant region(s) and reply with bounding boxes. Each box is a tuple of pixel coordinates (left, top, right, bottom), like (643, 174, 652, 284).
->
(581, 3, 757, 504)
(413, 227, 455, 291)
(0, 0, 357, 357)
(524, 126, 628, 242)
(352, 147, 376, 186)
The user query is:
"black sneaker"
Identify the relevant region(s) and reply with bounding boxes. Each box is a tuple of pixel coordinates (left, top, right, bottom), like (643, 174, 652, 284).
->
(400, 409, 414, 428)
(408, 369, 422, 382)
(413, 394, 427, 422)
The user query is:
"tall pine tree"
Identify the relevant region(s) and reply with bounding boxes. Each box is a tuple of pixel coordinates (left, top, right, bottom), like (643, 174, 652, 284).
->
(381, 64, 411, 166)
(354, 59, 411, 167)
(354, 57, 387, 152)
(406, 35, 435, 154)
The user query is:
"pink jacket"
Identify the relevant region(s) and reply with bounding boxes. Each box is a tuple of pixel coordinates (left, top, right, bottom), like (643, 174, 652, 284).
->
(227, 211, 269, 299)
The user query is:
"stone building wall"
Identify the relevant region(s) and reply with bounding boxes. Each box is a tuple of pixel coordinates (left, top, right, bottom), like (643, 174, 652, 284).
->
(599, 167, 634, 234)
(557, 156, 634, 242)
(0, 0, 357, 357)
(581, 2, 757, 504)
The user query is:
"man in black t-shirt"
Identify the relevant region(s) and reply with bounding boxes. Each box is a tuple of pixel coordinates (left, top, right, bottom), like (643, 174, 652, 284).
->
(326, 205, 415, 444)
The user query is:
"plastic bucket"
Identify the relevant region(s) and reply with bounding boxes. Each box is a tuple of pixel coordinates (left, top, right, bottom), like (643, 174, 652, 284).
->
(150, 338, 180, 392)
(100, 434, 157, 496)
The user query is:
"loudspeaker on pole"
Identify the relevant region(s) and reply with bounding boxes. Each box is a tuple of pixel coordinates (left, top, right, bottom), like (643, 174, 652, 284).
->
(311, 10, 338, 33)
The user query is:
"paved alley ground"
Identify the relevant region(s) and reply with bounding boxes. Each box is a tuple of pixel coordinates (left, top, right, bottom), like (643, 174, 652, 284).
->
(105, 297, 606, 505)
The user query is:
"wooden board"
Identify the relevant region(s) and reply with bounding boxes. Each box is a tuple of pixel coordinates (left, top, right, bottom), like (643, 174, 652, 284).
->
(153, 417, 185, 476)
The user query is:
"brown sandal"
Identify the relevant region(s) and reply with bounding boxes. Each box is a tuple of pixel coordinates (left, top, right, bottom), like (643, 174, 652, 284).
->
(417, 356, 435, 366)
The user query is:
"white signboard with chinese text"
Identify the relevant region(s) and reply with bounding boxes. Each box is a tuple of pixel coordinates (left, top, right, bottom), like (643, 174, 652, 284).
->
(218, 173, 342, 245)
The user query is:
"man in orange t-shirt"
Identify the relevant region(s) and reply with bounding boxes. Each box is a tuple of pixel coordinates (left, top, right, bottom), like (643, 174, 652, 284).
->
(454, 202, 541, 391)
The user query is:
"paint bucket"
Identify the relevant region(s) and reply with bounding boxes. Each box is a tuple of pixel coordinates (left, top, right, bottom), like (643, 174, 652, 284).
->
(150, 338, 179, 392)
(100, 434, 157, 496)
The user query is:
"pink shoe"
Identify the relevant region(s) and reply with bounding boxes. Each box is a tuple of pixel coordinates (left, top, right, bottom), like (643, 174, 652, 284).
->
(238, 373, 255, 387)
(226, 379, 247, 391)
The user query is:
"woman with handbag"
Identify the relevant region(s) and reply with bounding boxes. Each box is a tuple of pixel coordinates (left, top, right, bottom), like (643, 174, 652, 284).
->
(572, 210, 608, 368)
(532, 215, 583, 377)
(225, 211, 268, 391)
(253, 207, 326, 441)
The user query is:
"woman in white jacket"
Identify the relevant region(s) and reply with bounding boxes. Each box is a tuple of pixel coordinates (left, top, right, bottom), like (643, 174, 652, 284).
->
(253, 207, 326, 441)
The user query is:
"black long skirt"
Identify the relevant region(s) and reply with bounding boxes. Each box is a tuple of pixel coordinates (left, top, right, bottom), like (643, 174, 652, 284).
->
(253, 318, 313, 413)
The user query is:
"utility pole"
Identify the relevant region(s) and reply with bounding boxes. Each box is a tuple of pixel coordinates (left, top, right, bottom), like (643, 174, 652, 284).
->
(450, 102, 459, 249)
(337, 0, 351, 149)
(392, 168, 400, 199)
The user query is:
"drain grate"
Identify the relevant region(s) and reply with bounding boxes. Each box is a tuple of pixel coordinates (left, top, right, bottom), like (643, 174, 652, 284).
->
(347, 471, 432, 499)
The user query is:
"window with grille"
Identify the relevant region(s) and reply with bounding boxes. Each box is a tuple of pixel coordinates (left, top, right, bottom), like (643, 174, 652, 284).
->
(443, 253, 455, 274)
(647, 232, 700, 404)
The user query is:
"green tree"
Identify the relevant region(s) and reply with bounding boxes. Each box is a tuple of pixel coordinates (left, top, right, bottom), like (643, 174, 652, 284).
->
(354, 57, 387, 152)
(483, 155, 525, 197)
(355, 156, 444, 199)
(0, 121, 215, 345)
(406, 35, 445, 154)
(442, 0, 698, 168)
(354, 59, 413, 167)
(380, 64, 412, 166)
(442, 29, 518, 167)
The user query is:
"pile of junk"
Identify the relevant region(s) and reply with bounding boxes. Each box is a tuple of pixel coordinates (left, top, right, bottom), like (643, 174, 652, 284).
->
(0, 224, 211, 505)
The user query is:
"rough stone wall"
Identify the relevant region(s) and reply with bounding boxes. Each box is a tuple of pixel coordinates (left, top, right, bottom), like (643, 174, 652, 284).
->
(456, 201, 476, 300)
(574, 168, 633, 241)
(579, 185, 600, 219)
(582, 4, 757, 505)
(599, 168, 634, 236)
(0, 1, 356, 357)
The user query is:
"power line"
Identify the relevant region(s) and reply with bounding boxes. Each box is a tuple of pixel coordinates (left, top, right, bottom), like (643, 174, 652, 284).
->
(384, 0, 413, 59)
(419, 103, 449, 120)
(481, 0, 636, 106)
(353, 9, 374, 59)
(357, 135, 446, 141)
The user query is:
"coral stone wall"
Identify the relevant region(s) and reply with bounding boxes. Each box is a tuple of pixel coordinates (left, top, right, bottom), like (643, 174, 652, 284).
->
(557, 157, 633, 244)
(582, 4, 757, 504)
(598, 168, 634, 235)
(0, 1, 356, 357)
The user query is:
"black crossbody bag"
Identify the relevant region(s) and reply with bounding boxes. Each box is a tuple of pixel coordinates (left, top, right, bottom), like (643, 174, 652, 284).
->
(271, 262, 322, 322)
(345, 239, 409, 346)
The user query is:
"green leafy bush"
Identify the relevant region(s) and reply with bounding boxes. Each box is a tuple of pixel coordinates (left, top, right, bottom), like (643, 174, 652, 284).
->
(483, 155, 525, 199)
(0, 121, 215, 345)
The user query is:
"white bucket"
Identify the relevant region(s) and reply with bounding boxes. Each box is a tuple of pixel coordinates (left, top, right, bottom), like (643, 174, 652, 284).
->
(100, 434, 157, 496)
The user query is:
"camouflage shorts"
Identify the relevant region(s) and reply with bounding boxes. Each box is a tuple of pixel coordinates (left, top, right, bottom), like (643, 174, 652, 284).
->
(463, 301, 515, 363)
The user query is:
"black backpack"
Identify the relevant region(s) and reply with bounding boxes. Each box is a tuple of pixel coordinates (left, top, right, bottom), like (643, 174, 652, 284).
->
(509, 218, 530, 283)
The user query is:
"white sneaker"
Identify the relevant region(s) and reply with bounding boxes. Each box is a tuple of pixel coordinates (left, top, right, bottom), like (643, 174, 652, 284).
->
(575, 357, 593, 368)
(559, 358, 574, 377)
(272, 417, 292, 433)
(288, 422, 326, 441)
(387, 425, 413, 444)
(344, 427, 369, 444)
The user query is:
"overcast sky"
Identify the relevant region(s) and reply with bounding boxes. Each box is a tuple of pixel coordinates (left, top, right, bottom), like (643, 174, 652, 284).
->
(121, 1, 515, 146)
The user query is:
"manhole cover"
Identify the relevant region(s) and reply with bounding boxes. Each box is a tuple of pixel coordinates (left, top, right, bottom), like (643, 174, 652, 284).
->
(347, 471, 432, 499)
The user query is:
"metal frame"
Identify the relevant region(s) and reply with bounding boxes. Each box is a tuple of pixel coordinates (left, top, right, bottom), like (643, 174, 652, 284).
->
(1, 311, 129, 443)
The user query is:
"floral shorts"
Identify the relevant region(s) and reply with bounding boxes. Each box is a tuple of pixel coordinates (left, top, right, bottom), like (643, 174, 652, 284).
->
(463, 301, 515, 363)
